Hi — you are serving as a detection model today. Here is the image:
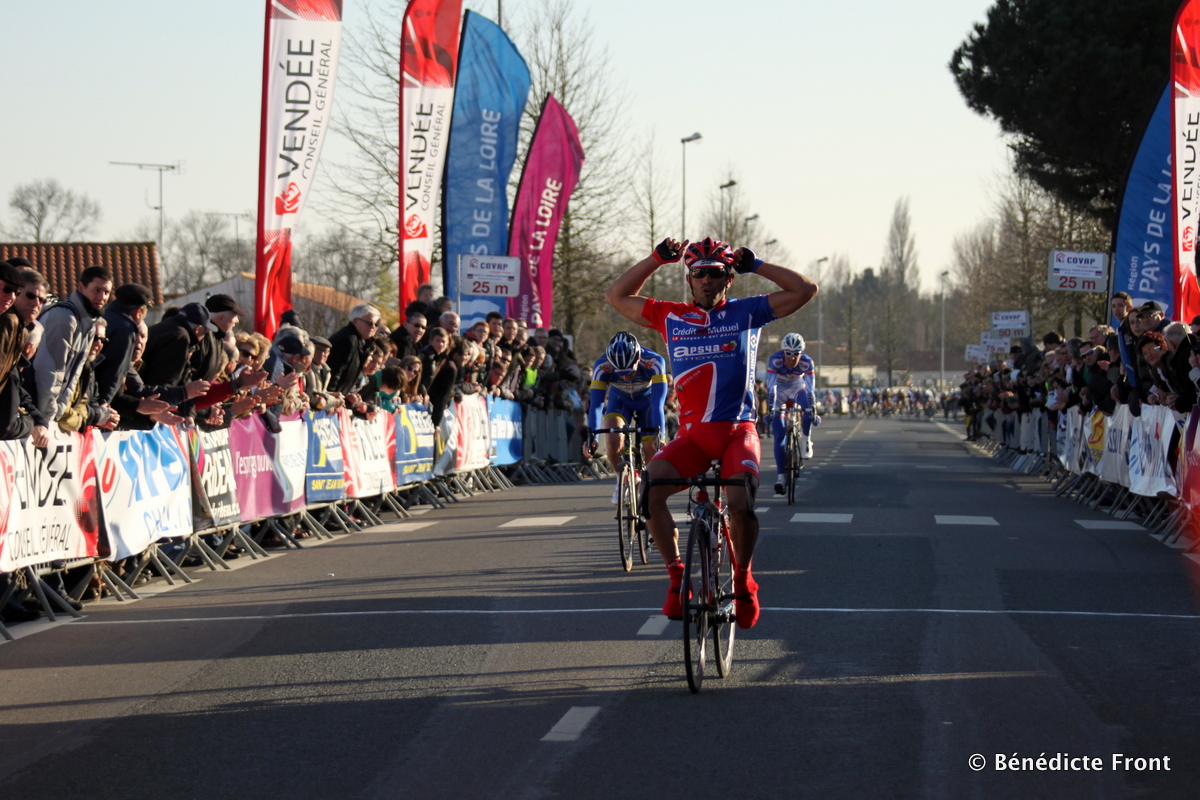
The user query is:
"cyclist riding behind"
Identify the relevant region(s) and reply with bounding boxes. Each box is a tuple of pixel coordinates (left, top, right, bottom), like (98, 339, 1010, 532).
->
(606, 235, 818, 630)
(766, 332, 818, 495)
(585, 332, 668, 502)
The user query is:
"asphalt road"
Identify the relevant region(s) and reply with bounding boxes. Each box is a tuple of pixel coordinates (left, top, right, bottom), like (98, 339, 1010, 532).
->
(2, 414, 1199, 799)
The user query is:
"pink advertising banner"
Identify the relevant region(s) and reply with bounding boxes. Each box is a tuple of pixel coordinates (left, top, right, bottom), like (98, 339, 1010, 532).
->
(506, 94, 584, 327)
(228, 414, 281, 523)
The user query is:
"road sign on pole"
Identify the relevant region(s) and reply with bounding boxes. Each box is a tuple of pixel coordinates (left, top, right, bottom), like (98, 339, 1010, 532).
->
(1048, 250, 1109, 293)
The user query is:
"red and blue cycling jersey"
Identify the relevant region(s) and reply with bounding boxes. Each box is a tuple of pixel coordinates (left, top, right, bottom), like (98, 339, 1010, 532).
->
(642, 295, 776, 424)
(766, 350, 815, 410)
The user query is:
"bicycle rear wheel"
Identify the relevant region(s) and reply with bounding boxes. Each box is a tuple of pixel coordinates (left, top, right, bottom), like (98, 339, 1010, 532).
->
(683, 516, 709, 693)
(712, 524, 736, 678)
(617, 465, 635, 572)
(787, 424, 800, 505)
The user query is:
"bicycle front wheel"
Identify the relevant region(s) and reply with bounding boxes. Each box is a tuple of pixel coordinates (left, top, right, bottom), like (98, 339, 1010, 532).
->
(787, 426, 800, 505)
(712, 526, 736, 678)
(617, 465, 635, 572)
(683, 516, 710, 693)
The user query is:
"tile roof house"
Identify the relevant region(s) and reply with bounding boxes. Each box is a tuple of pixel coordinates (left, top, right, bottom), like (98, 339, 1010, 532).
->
(165, 273, 371, 335)
(0, 242, 162, 304)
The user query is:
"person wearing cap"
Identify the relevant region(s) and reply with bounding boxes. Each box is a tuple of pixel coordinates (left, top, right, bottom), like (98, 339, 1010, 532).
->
(139, 303, 211, 397)
(31, 265, 113, 423)
(263, 331, 312, 418)
(305, 335, 340, 411)
(94, 283, 154, 406)
(192, 293, 246, 382)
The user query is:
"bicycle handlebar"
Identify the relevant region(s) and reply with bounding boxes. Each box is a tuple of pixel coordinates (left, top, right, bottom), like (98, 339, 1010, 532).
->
(599, 426, 661, 436)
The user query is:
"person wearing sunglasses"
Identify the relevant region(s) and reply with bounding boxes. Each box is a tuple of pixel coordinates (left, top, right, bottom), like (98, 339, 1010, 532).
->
(328, 303, 381, 395)
(766, 332, 818, 494)
(606, 235, 817, 630)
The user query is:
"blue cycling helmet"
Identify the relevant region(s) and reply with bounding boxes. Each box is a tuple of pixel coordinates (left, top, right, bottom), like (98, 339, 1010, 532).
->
(606, 331, 641, 370)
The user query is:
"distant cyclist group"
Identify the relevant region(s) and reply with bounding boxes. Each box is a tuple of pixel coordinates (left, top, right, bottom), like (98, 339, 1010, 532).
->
(581, 235, 818, 644)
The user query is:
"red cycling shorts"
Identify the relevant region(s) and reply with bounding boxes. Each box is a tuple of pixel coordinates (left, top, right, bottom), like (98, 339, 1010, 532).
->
(651, 421, 761, 479)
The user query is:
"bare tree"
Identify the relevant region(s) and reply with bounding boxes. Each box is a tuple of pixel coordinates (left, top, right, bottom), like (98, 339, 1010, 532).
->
(628, 130, 675, 298)
(879, 197, 919, 386)
(516, 0, 629, 335)
(4, 179, 102, 242)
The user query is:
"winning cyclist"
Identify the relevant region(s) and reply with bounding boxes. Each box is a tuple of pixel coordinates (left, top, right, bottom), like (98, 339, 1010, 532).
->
(606, 236, 818, 629)
(767, 333, 818, 495)
(585, 332, 668, 502)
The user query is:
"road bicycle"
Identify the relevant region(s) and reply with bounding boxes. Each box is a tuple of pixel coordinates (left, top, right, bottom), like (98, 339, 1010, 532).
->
(646, 466, 751, 693)
(779, 405, 807, 505)
(597, 425, 659, 572)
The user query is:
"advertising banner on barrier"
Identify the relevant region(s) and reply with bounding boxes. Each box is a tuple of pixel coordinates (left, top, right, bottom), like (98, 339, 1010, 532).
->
(1181, 408, 1200, 509)
(272, 413, 309, 515)
(306, 410, 346, 502)
(96, 426, 192, 561)
(395, 403, 435, 485)
(1129, 405, 1179, 497)
(1099, 406, 1132, 487)
(0, 428, 100, 573)
(343, 410, 397, 498)
(487, 397, 522, 465)
(188, 424, 241, 531)
(1083, 409, 1106, 475)
(1056, 411, 1070, 466)
(455, 394, 491, 472)
(229, 414, 279, 522)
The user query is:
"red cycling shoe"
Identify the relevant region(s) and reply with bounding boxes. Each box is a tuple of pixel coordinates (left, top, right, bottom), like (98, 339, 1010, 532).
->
(734, 568, 759, 629)
(662, 559, 692, 619)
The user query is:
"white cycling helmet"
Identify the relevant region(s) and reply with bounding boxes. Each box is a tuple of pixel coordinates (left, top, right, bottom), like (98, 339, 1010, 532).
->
(782, 333, 805, 353)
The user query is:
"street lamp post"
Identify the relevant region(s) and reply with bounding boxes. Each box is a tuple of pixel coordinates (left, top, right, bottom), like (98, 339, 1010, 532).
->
(815, 256, 828, 385)
(718, 179, 737, 241)
(940, 270, 949, 391)
(680, 132, 701, 301)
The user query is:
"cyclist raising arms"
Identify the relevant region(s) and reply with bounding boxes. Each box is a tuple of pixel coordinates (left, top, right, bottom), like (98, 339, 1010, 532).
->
(585, 332, 668, 502)
(605, 236, 818, 629)
(767, 332, 817, 495)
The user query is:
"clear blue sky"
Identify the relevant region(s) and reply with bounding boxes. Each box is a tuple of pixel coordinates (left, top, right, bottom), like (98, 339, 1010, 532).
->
(1, 0, 1008, 293)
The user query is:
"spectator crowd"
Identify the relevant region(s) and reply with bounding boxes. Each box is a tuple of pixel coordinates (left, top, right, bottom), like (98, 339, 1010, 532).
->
(0, 267, 612, 624)
(955, 292, 1200, 442)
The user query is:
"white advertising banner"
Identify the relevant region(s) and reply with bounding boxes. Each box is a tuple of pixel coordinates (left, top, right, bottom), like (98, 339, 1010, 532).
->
(343, 410, 396, 499)
(0, 428, 100, 573)
(96, 426, 193, 561)
(1098, 405, 1132, 487)
(1128, 405, 1179, 497)
(454, 395, 491, 472)
(274, 413, 310, 514)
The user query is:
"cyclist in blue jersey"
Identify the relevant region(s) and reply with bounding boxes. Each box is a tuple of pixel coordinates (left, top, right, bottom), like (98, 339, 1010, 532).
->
(606, 236, 818, 629)
(585, 332, 669, 502)
(767, 332, 818, 495)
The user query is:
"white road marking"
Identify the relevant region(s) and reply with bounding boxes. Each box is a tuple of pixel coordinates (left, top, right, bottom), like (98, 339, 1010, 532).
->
(499, 516, 576, 528)
(542, 706, 601, 742)
(63, 605, 1200, 626)
(841, 464, 873, 468)
(1075, 520, 1144, 530)
(406, 508, 432, 515)
(378, 522, 437, 533)
(935, 515, 998, 526)
(791, 513, 853, 523)
(636, 615, 671, 636)
(916, 465, 948, 470)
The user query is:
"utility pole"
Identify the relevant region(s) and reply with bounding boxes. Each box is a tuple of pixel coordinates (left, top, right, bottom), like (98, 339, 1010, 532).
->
(680, 132, 701, 301)
(110, 161, 180, 256)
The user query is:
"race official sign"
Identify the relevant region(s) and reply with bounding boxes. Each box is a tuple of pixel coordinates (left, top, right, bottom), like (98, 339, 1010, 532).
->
(1048, 250, 1109, 293)
(990, 311, 1029, 328)
(964, 344, 990, 362)
(458, 254, 519, 299)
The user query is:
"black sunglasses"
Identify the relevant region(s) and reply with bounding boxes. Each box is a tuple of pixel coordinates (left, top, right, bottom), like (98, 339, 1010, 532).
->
(689, 267, 728, 280)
